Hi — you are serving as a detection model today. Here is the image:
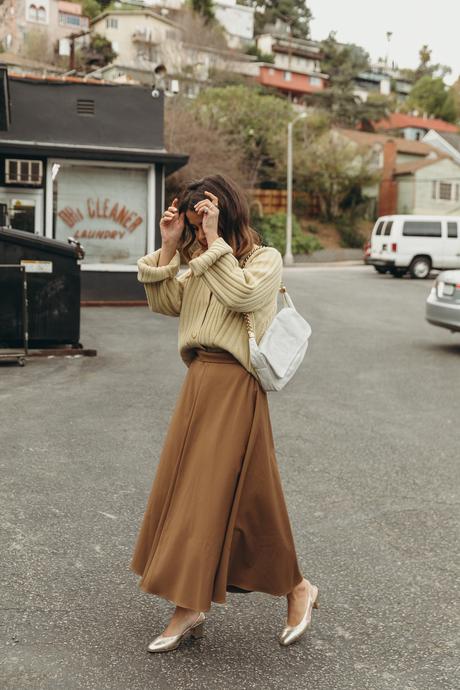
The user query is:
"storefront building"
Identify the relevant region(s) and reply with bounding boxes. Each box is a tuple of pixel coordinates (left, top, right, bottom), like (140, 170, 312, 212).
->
(0, 72, 187, 301)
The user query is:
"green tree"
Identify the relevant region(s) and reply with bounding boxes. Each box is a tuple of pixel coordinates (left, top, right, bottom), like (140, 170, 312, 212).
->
(406, 75, 459, 122)
(400, 44, 452, 82)
(295, 131, 379, 221)
(189, 0, 215, 24)
(245, 43, 275, 64)
(192, 85, 295, 186)
(80, 0, 102, 20)
(242, 0, 312, 39)
(314, 32, 389, 127)
(76, 33, 117, 70)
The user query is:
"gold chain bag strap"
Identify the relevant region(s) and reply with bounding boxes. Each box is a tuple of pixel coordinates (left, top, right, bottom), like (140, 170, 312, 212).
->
(237, 244, 312, 392)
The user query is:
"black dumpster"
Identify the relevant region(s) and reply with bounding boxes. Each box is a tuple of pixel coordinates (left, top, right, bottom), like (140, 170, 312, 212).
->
(0, 227, 83, 348)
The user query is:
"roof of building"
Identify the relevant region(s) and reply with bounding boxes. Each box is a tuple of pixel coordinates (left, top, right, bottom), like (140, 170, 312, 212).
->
(7, 71, 111, 85)
(437, 131, 460, 153)
(374, 112, 459, 133)
(91, 8, 180, 29)
(394, 154, 453, 176)
(337, 127, 438, 156)
(0, 75, 187, 172)
(0, 52, 66, 74)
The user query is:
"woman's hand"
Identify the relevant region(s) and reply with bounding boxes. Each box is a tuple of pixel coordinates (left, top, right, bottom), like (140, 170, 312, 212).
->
(160, 197, 184, 248)
(194, 191, 220, 244)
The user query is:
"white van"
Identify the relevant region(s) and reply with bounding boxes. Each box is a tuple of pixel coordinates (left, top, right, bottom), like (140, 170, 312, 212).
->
(365, 215, 460, 278)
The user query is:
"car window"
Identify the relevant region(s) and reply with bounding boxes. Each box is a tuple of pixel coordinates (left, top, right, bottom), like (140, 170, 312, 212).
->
(384, 221, 393, 236)
(447, 222, 458, 238)
(375, 221, 385, 235)
(402, 221, 442, 237)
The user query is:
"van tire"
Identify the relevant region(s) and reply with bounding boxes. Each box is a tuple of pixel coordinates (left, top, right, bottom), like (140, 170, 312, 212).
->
(390, 268, 406, 278)
(374, 266, 388, 274)
(409, 256, 431, 279)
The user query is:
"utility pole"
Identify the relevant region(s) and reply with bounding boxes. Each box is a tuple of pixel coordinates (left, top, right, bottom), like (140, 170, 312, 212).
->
(285, 111, 307, 266)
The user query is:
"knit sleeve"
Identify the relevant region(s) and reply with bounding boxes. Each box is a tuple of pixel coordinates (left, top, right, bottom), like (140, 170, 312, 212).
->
(137, 248, 188, 317)
(188, 238, 282, 312)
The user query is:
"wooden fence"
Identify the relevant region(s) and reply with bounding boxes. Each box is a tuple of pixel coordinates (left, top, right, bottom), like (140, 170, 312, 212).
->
(248, 189, 321, 217)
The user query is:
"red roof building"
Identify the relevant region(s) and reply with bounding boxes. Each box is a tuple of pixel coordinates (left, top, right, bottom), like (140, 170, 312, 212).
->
(373, 113, 459, 140)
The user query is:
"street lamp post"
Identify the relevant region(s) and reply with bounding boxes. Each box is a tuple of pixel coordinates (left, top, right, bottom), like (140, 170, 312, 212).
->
(284, 111, 307, 266)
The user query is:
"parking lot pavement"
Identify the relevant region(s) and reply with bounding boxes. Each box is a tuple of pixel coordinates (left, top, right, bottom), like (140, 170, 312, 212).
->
(1, 265, 459, 690)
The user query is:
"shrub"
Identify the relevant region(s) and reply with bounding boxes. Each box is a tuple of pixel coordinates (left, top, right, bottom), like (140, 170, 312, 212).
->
(252, 212, 323, 255)
(335, 215, 366, 248)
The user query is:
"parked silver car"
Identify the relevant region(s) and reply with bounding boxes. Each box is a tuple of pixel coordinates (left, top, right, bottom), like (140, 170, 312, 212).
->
(426, 270, 460, 332)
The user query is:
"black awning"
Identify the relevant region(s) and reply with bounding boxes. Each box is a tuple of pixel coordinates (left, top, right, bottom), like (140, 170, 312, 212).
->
(0, 140, 188, 174)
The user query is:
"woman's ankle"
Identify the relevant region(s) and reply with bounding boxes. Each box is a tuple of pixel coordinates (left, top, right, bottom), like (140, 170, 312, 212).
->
(288, 577, 308, 597)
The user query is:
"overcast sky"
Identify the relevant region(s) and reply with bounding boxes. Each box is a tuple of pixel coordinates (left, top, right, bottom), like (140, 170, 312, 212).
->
(307, 0, 460, 84)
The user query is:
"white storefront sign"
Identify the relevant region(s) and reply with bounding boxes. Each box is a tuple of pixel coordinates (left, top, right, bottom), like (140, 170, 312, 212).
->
(53, 162, 150, 265)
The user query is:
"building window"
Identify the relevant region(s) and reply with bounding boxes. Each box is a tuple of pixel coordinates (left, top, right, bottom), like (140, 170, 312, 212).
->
(439, 182, 453, 200)
(284, 71, 292, 81)
(432, 180, 459, 201)
(52, 162, 148, 265)
(106, 17, 118, 29)
(5, 159, 43, 185)
(310, 76, 322, 86)
(59, 12, 83, 27)
(27, 3, 47, 22)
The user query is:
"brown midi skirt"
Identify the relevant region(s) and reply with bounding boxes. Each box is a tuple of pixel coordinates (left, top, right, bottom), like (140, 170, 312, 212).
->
(129, 348, 303, 612)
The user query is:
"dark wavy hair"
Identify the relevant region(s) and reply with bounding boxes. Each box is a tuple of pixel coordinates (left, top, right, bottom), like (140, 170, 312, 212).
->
(175, 173, 263, 262)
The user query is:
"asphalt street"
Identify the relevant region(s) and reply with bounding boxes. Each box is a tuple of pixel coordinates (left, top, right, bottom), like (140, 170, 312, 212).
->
(1, 265, 459, 690)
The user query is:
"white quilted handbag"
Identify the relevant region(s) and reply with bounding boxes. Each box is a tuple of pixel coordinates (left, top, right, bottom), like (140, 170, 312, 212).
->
(240, 247, 312, 392)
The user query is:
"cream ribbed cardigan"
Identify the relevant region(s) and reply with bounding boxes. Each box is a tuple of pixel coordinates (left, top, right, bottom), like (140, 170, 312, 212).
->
(136, 236, 283, 378)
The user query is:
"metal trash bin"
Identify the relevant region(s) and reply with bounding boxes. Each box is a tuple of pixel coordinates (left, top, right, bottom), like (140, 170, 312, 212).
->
(0, 227, 84, 348)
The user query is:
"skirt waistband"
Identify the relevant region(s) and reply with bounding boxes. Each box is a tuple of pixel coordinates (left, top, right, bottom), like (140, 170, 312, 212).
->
(194, 349, 240, 364)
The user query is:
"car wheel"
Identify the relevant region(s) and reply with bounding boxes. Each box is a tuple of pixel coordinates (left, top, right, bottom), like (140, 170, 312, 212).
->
(409, 256, 431, 279)
(374, 266, 387, 274)
(390, 268, 406, 278)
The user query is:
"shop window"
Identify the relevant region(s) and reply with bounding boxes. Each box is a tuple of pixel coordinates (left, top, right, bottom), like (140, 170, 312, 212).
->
(5, 159, 43, 185)
(53, 162, 149, 265)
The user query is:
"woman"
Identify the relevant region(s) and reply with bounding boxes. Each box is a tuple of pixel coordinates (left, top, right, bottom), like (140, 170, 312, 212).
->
(130, 173, 319, 652)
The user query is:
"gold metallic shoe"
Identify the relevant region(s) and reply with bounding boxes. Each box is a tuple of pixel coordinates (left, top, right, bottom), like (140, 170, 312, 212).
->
(278, 581, 319, 647)
(147, 612, 205, 653)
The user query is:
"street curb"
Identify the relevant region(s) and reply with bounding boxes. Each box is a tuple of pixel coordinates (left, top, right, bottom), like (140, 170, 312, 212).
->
(286, 260, 366, 268)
